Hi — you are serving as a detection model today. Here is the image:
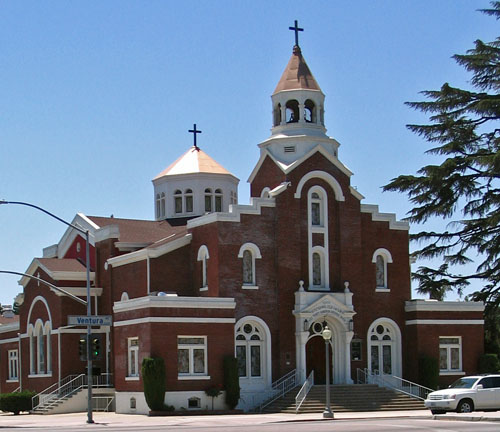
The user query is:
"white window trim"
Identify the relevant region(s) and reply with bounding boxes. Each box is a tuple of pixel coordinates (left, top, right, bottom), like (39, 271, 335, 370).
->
(238, 242, 262, 289)
(367, 318, 402, 377)
(127, 337, 139, 378)
(439, 336, 463, 374)
(307, 186, 329, 290)
(372, 248, 393, 291)
(8, 349, 19, 381)
(197, 245, 210, 291)
(177, 335, 208, 378)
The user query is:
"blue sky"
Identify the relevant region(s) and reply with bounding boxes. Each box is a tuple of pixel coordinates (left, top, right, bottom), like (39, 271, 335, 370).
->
(1, 1, 498, 306)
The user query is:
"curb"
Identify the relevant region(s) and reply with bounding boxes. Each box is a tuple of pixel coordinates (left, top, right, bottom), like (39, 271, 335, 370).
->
(434, 414, 500, 422)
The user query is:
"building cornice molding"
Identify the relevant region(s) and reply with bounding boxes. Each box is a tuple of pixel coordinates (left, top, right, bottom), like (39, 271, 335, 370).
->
(405, 319, 484, 325)
(186, 198, 275, 229)
(19, 258, 95, 287)
(113, 295, 236, 313)
(405, 300, 484, 312)
(360, 204, 409, 231)
(107, 234, 192, 268)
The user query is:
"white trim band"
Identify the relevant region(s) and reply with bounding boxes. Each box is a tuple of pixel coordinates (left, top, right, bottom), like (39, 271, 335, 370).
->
(405, 319, 484, 326)
(114, 317, 235, 327)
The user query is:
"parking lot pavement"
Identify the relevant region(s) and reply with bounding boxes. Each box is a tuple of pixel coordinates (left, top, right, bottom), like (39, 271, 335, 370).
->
(0, 410, 434, 428)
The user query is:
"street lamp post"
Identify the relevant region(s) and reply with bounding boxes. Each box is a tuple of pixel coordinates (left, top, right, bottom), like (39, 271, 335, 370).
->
(0, 200, 94, 424)
(322, 325, 334, 419)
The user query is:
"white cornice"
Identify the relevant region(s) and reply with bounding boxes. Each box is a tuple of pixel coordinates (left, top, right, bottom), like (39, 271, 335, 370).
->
(0, 323, 20, 334)
(187, 198, 275, 229)
(360, 204, 409, 231)
(107, 234, 192, 268)
(248, 145, 353, 185)
(50, 287, 103, 298)
(405, 300, 484, 313)
(19, 258, 95, 287)
(114, 317, 235, 327)
(57, 213, 100, 259)
(94, 224, 120, 243)
(113, 295, 236, 313)
(406, 319, 484, 325)
(115, 242, 151, 252)
(349, 186, 365, 201)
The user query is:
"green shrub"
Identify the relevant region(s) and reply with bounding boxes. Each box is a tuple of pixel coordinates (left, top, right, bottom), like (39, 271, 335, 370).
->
(0, 391, 36, 415)
(418, 355, 439, 390)
(478, 353, 500, 373)
(223, 356, 240, 409)
(142, 357, 166, 411)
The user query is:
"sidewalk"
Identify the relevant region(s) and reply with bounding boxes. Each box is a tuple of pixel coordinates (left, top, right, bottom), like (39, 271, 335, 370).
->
(2, 409, 500, 428)
(0, 410, 433, 428)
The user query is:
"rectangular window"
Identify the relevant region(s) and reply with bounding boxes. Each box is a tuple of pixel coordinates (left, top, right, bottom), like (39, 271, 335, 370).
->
(215, 195, 222, 212)
(128, 338, 139, 377)
(371, 345, 379, 373)
(185, 195, 193, 213)
(8, 350, 19, 381)
(178, 337, 207, 377)
(205, 196, 212, 212)
(175, 197, 182, 213)
(439, 337, 462, 372)
(351, 340, 362, 361)
(250, 345, 261, 377)
(236, 345, 246, 377)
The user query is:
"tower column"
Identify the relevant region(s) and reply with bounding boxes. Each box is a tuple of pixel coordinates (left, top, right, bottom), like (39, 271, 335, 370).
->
(280, 105, 287, 126)
(298, 102, 305, 124)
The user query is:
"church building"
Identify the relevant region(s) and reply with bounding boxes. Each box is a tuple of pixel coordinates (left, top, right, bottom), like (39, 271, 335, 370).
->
(0, 23, 485, 414)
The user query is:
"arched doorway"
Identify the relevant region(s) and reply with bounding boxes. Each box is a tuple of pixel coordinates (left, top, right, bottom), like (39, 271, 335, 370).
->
(305, 321, 333, 385)
(306, 336, 332, 384)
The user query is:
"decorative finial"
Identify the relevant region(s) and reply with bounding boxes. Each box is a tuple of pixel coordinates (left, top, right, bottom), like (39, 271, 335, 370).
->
(344, 281, 350, 293)
(289, 20, 303, 47)
(188, 123, 202, 149)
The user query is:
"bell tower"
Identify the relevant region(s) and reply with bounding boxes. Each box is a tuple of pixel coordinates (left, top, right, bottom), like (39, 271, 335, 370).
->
(258, 21, 340, 166)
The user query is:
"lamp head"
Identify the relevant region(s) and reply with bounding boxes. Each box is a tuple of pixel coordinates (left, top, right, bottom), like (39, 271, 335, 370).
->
(322, 325, 332, 341)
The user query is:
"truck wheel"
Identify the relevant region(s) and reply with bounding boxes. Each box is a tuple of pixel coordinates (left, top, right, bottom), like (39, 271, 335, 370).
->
(456, 399, 474, 413)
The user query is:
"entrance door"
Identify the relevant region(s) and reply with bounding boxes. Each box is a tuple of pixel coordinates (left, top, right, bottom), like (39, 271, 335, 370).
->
(306, 336, 332, 385)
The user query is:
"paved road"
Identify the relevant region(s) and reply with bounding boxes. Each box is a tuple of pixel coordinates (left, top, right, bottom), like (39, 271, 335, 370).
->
(1, 418, 500, 432)
(1, 410, 500, 431)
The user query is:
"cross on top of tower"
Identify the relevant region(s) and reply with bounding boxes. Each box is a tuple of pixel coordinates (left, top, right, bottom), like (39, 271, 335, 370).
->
(188, 123, 202, 149)
(289, 20, 303, 47)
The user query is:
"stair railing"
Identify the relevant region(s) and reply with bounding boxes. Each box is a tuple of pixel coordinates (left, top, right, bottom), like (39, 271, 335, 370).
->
(356, 368, 434, 400)
(295, 370, 314, 413)
(32, 374, 84, 411)
(258, 369, 297, 412)
(32, 373, 114, 411)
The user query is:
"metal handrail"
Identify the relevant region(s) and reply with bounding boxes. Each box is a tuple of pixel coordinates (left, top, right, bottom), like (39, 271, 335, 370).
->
(32, 374, 81, 410)
(32, 374, 114, 411)
(295, 370, 314, 413)
(356, 368, 434, 400)
(259, 369, 297, 411)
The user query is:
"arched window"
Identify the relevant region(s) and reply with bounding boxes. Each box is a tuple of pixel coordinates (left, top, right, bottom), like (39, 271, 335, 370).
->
(273, 103, 282, 126)
(29, 325, 36, 374)
(310, 192, 322, 226)
(312, 252, 322, 286)
(367, 319, 402, 377)
(372, 248, 393, 291)
(285, 100, 299, 123)
(235, 322, 263, 378)
(204, 188, 212, 212)
(174, 190, 182, 214)
(160, 192, 166, 218)
(45, 322, 52, 374)
(215, 189, 223, 212)
(36, 322, 45, 374)
(197, 245, 210, 291)
(304, 99, 316, 123)
(238, 243, 262, 289)
(156, 194, 161, 219)
(185, 189, 193, 213)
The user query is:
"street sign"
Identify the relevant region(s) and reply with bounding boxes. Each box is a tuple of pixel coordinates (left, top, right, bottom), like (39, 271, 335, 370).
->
(68, 315, 112, 326)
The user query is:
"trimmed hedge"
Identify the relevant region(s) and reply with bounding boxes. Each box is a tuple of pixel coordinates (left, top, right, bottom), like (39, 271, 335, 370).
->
(223, 356, 240, 409)
(478, 353, 500, 374)
(142, 357, 166, 411)
(0, 391, 36, 415)
(418, 355, 439, 390)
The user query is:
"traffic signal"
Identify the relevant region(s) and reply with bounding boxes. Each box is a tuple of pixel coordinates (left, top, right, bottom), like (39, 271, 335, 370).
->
(78, 336, 87, 361)
(91, 334, 102, 360)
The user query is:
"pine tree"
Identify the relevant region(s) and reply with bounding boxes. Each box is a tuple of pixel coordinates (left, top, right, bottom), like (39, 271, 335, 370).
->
(384, 2, 500, 303)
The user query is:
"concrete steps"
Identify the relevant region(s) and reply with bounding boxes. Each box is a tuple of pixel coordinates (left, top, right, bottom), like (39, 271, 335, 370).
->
(262, 384, 425, 413)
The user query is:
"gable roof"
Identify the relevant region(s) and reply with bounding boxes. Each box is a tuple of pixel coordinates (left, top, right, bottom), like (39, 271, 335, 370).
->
(153, 146, 235, 180)
(273, 46, 322, 94)
(87, 216, 187, 244)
